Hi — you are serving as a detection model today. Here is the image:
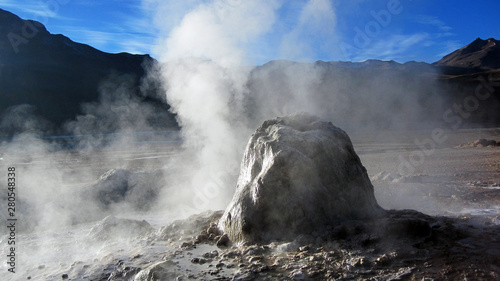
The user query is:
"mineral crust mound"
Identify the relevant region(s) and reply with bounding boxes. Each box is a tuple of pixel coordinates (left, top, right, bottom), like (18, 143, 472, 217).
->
(219, 113, 385, 243)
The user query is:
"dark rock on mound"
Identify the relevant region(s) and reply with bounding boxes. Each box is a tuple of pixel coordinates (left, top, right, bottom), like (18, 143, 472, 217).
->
(219, 113, 385, 243)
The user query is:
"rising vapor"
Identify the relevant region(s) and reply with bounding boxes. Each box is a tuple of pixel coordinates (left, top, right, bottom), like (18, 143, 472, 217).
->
(146, 0, 446, 216)
(150, 0, 284, 215)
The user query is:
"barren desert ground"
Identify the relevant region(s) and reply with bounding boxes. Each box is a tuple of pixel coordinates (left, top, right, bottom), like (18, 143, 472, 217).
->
(353, 127, 500, 217)
(1, 127, 500, 280)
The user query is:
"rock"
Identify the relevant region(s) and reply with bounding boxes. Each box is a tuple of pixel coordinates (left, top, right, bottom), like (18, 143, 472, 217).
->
(457, 139, 500, 148)
(219, 113, 385, 243)
(232, 270, 256, 281)
(208, 269, 221, 275)
(156, 210, 223, 241)
(216, 233, 231, 248)
(299, 246, 310, 252)
(223, 250, 241, 259)
(202, 250, 219, 259)
(243, 245, 267, 256)
(85, 169, 164, 211)
(181, 241, 195, 250)
(473, 139, 498, 147)
(109, 264, 141, 280)
(290, 270, 306, 280)
(88, 216, 154, 240)
(133, 261, 179, 281)
(195, 233, 208, 243)
(190, 257, 207, 264)
(248, 256, 263, 263)
(275, 242, 299, 253)
(95, 169, 132, 206)
(207, 223, 221, 235)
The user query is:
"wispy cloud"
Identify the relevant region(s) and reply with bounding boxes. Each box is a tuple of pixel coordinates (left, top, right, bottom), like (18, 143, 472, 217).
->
(337, 10, 462, 63)
(56, 27, 154, 54)
(103, 2, 159, 54)
(350, 32, 466, 63)
(350, 33, 429, 62)
(414, 15, 453, 32)
(117, 39, 154, 55)
(103, 14, 158, 40)
(0, 0, 71, 21)
(69, 29, 113, 47)
(95, 17, 157, 54)
(280, 0, 337, 61)
(0, 0, 158, 54)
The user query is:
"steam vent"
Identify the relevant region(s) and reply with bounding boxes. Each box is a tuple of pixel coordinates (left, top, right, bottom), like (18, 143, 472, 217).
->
(219, 113, 385, 243)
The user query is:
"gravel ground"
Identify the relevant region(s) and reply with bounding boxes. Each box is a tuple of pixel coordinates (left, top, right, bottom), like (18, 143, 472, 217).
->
(2, 128, 499, 280)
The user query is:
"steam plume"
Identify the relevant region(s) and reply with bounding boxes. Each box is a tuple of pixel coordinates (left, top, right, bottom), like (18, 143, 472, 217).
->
(151, 0, 283, 214)
(147, 0, 446, 216)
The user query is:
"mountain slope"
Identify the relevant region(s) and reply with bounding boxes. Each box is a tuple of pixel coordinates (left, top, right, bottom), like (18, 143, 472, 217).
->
(0, 8, 174, 136)
(0, 7, 499, 136)
(434, 38, 500, 74)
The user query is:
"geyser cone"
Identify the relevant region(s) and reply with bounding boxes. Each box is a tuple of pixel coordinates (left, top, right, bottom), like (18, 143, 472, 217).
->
(219, 112, 385, 243)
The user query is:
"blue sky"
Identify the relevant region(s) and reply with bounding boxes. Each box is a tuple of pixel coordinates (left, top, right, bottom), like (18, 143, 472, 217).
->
(1, 0, 499, 64)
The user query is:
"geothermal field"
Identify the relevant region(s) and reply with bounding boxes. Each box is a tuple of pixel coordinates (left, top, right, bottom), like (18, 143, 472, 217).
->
(1, 1, 500, 281)
(0, 122, 499, 280)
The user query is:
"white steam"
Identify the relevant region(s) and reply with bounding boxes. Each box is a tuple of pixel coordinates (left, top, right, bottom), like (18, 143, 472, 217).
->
(151, 0, 283, 215)
(0, 1, 466, 279)
(156, 0, 280, 66)
(280, 0, 337, 61)
(0, 0, 451, 240)
(148, 0, 447, 217)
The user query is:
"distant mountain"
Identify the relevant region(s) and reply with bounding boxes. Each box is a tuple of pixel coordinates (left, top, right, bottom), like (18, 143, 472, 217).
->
(0, 7, 498, 136)
(434, 38, 500, 74)
(246, 38, 500, 130)
(0, 8, 175, 137)
(246, 59, 447, 131)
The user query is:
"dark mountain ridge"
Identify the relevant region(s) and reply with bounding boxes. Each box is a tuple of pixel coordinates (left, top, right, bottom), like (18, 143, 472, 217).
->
(245, 40, 500, 130)
(0, 8, 499, 137)
(0, 8, 175, 137)
(434, 38, 500, 74)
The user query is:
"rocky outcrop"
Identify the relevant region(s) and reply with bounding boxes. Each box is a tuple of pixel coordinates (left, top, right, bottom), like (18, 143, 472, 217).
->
(219, 113, 385, 243)
(85, 169, 164, 211)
